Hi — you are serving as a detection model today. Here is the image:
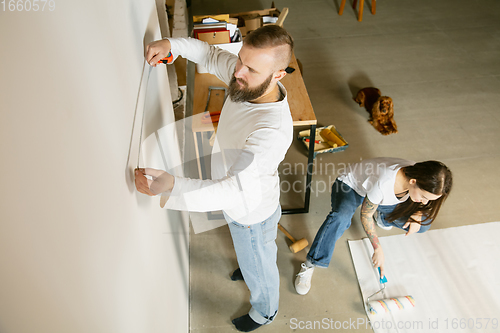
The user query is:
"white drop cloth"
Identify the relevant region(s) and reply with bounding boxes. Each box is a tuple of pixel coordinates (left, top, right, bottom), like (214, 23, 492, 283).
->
(348, 222, 500, 333)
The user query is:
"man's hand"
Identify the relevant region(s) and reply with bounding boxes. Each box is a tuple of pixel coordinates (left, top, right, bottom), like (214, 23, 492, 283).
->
(135, 168, 155, 196)
(145, 39, 172, 67)
(134, 168, 175, 196)
(403, 221, 421, 236)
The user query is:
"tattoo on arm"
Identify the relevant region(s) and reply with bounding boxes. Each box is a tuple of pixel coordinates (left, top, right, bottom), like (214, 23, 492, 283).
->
(360, 197, 380, 249)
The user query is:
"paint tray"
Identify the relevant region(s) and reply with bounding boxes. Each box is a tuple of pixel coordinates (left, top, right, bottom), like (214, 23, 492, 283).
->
(298, 125, 348, 158)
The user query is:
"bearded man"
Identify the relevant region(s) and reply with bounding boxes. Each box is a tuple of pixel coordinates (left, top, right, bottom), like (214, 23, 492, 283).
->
(135, 25, 294, 332)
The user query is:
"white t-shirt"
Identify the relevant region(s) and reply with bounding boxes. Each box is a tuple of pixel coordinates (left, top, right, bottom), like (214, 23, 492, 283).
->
(338, 157, 415, 205)
(164, 38, 293, 224)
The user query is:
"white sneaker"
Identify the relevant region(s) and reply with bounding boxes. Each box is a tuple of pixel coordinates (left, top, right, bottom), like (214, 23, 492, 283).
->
(295, 263, 315, 295)
(374, 211, 392, 230)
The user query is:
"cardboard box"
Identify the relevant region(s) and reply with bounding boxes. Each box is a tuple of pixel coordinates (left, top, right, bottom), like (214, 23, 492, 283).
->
(232, 8, 280, 36)
(238, 26, 248, 37)
(196, 30, 231, 45)
(242, 14, 262, 32)
(194, 7, 281, 38)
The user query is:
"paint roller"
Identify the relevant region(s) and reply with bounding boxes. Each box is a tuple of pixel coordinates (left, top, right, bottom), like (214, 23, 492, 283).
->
(320, 128, 346, 148)
(366, 268, 416, 315)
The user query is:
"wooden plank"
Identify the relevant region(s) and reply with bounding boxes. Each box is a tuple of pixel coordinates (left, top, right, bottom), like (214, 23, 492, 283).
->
(281, 54, 317, 126)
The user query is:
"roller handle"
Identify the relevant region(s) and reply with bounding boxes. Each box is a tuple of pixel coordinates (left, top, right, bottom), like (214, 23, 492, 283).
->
(378, 267, 388, 284)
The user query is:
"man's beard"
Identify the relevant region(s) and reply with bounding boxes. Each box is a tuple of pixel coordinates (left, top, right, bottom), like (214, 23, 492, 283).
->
(228, 73, 273, 103)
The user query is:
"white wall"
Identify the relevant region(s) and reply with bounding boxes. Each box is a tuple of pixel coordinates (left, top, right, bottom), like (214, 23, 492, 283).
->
(0, 1, 189, 332)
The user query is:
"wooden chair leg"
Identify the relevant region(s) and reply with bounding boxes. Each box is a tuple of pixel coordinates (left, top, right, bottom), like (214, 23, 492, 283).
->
(339, 0, 346, 15)
(353, 0, 358, 9)
(372, 0, 376, 14)
(358, 0, 364, 21)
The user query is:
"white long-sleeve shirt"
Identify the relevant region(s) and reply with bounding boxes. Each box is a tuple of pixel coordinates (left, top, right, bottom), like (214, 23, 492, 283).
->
(164, 38, 293, 224)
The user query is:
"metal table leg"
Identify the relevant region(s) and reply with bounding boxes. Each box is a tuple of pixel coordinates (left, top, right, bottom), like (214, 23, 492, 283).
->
(283, 123, 316, 215)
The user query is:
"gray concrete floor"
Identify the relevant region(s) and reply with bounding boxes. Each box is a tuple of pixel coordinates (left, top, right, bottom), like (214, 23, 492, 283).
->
(187, 0, 500, 332)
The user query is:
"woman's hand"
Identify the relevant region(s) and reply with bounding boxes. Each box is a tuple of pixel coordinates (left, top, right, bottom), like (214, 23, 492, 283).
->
(145, 39, 171, 67)
(404, 212, 423, 236)
(403, 221, 421, 236)
(372, 247, 385, 279)
(134, 168, 174, 196)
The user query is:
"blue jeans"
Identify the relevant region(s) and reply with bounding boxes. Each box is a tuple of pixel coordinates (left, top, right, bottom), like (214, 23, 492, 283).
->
(307, 179, 431, 268)
(225, 205, 281, 325)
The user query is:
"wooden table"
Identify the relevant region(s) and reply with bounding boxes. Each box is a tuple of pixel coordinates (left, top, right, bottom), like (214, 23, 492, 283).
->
(190, 53, 317, 214)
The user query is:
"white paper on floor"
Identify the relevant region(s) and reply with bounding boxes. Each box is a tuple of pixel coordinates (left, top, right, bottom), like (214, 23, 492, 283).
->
(348, 222, 500, 333)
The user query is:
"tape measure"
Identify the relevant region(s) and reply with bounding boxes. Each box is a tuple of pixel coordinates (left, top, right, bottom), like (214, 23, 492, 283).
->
(157, 51, 173, 64)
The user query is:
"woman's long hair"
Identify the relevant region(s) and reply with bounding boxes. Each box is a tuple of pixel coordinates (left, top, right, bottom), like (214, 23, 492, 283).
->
(387, 161, 453, 225)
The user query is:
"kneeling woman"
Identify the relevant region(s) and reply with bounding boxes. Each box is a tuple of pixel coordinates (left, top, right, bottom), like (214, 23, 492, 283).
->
(294, 157, 452, 295)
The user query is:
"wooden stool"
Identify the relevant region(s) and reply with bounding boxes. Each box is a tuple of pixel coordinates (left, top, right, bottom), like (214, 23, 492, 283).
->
(339, 0, 376, 22)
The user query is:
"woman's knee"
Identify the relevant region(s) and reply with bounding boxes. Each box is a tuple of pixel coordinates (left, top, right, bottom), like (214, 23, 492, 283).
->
(331, 193, 362, 216)
(325, 210, 353, 229)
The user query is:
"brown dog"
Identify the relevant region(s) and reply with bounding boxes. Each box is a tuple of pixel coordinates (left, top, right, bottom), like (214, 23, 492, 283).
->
(354, 87, 398, 135)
